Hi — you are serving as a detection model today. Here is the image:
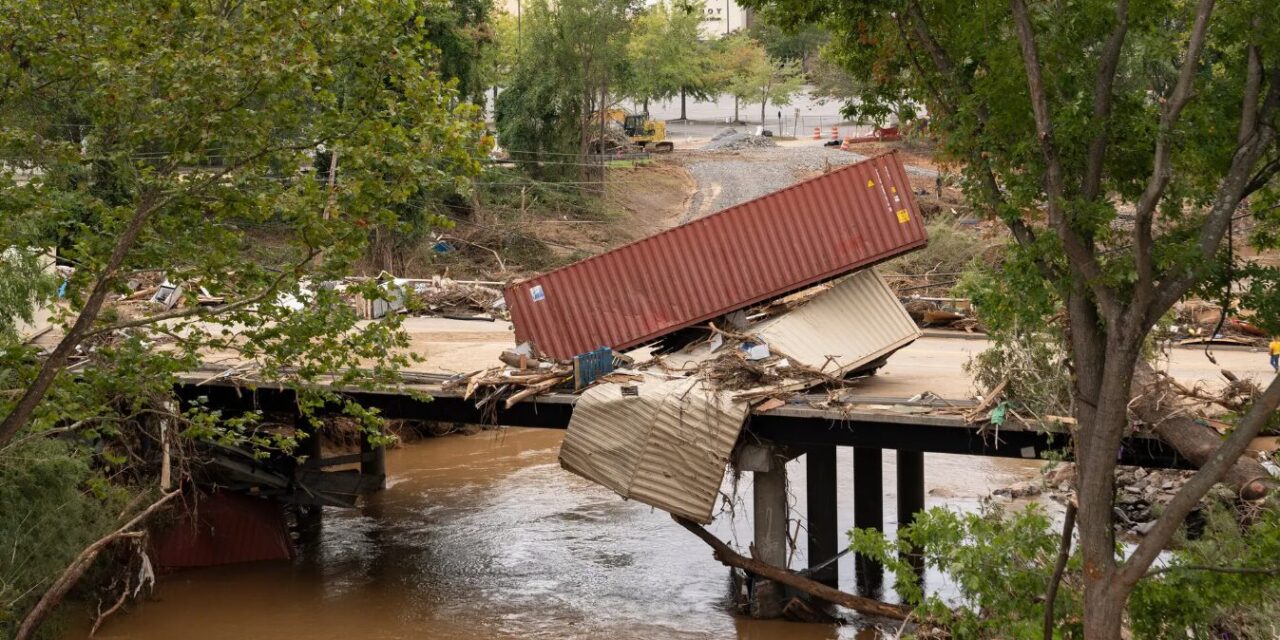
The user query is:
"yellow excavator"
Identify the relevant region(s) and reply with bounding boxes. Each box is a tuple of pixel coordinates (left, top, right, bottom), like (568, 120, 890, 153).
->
(592, 109, 674, 153)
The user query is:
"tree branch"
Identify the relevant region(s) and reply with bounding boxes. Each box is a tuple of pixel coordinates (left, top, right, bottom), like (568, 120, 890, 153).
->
(1043, 500, 1077, 640)
(0, 137, 337, 449)
(1010, 0, 1117, 316)
(0, 190, 164, 449)
(1118, 374, 1280, 586)
(897, 0, 1059, 283)
(1149, 68, 1280, 322)
(1145, 563, 1280, 578)
(14, 490, 181, 640)
(1132, 0, 1215, 312)
(1237, 22, 1263, 147)
(1081, 0, 1129, 202)
(672, 515, 911, 620)
(81, 248, 322, 340)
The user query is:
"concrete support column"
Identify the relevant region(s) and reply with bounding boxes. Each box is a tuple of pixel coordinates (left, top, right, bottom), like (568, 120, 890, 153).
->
(853, 446, 884, 597)
(360, 428, 387, 489)
(897, 449, 926, 579)
(744, 445, 788, 619)
(805, 446, 838, 587)
(896, 449, 925, 529)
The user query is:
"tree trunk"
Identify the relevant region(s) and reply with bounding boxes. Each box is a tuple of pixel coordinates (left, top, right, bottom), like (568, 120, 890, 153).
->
(1133, 361, 1275, 498)
(733, 96, 739, 123)
(679, 88, 686, 121)
(643, 97, 649, 114)
(1066, 292, 1143, 639)
(1082, 581, 1127, 639)
(761, 99, 767, 127)
(672, 515, 911, 621)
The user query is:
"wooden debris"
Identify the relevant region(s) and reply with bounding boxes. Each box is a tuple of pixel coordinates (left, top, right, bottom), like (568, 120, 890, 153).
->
(754, 397, 787, 413)
(1133, 361, 1276, 500)
(964, 378, 1008, 423)
(504, 377, 566, 409)
(499, 349, 530, 370)
(672, 515, 911, 621)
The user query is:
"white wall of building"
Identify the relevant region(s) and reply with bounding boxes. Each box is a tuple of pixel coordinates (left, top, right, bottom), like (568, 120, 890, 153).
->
(697, 0, 751, 38)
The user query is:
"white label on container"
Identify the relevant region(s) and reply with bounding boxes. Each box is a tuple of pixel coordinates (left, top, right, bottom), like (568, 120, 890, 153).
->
(530, 285, 545, 302)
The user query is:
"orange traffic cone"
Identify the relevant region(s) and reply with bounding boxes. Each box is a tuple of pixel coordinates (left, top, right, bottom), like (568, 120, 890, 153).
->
(840, 137, 851, 151)
(812, 127, 821, 140)
(831, 125, 839, 140)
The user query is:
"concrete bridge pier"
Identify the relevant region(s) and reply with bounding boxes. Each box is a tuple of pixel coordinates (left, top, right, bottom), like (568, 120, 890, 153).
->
(805, 446, 839, 588)
(896, 449, 926, 577)
(360, 428, 387, 489)
(738, 443, 789, 618)
(853, 447, 884, 597)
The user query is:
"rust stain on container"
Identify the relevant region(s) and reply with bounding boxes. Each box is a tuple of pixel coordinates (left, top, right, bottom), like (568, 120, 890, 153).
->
(504, 152, 928, 359)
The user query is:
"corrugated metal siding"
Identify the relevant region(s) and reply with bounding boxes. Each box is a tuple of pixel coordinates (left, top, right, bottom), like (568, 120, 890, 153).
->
(753, 268, 922, 376)
(559, 375, 748, 524)
(505, 152, 927, 359)
(150, 492, 294, 569)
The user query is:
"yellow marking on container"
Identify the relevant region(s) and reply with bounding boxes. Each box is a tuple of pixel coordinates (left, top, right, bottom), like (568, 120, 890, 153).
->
(896, 209, 910, 223)
(866, 179, 875, 188)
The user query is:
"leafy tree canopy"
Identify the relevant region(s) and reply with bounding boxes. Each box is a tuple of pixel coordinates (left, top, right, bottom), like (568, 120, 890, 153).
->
(0, 0, 488, 629)
(623, 1, 716, 109)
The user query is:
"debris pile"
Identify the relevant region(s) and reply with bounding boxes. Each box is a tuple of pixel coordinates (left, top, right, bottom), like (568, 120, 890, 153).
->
(489, 268, 921, 522)
(1021, 464, 1205, 538)
(100, 273, 507, 324)
(405, 277, 506, 320)
(1168, 300, 1268, 346)
(900, 295, 983, 332)
(702, 129, 778, 151)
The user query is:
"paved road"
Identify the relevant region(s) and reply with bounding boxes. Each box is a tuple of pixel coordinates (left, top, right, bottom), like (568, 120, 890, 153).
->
(401, 317, 1276, 396)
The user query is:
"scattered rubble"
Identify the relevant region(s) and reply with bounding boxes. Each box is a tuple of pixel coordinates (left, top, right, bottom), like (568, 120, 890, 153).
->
(702, 129, 778, 151)
(1003, 463, 1242, 539)
(102, 273, 507, 323)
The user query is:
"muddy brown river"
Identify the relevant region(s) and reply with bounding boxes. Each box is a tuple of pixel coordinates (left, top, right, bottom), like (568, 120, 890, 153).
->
(85, 428, 1041, 640)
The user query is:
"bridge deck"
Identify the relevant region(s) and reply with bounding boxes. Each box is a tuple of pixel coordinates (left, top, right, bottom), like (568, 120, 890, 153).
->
(176, 368, 1189, 469)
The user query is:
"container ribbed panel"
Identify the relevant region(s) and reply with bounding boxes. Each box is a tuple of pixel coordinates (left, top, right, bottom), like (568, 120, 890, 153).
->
(505, 152, 928, 359)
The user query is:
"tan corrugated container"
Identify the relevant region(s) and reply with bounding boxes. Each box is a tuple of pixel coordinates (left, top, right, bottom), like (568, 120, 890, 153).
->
(559, 375, 748, 524)
(753, 268, 921, 376)
(505, 152, 927, 359)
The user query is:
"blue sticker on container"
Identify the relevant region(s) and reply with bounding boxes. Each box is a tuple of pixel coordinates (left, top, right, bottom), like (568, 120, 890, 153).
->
(530, 285, 545, 302)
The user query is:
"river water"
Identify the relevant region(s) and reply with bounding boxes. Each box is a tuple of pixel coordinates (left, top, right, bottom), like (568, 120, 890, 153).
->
(88, 428, 1041, 640)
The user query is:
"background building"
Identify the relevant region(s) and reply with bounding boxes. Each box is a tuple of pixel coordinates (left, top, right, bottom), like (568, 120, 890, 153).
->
(697, 1, 753, 38)
(499, 1, 752, 39)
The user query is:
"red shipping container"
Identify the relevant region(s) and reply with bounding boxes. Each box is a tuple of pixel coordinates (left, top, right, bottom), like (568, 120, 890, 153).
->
(150, 491, 294, 569)
(504, 152, 928, 359)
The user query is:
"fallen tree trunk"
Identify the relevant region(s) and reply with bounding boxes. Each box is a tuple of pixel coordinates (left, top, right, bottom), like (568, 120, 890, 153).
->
(15, 490, 180, 640)
(672, 515, 911, 621)
(1133, 361, 1275, 500)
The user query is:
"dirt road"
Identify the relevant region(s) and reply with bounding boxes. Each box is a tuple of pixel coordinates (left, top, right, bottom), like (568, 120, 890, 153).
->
(678, 141, 941, 223)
